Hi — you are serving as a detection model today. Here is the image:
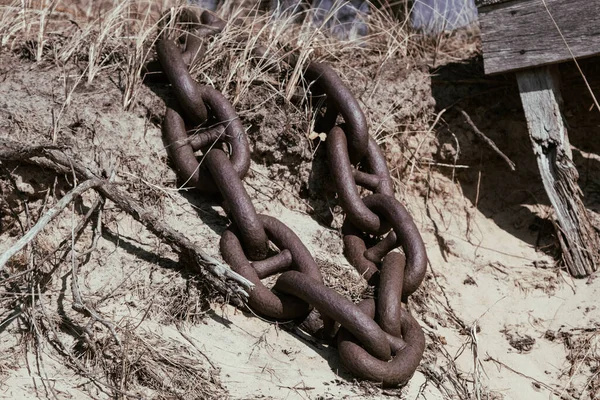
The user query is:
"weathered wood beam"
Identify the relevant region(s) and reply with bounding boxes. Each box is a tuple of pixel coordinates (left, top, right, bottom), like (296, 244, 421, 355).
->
(479, 0, 600, 75)
(517, 66, 599, 277)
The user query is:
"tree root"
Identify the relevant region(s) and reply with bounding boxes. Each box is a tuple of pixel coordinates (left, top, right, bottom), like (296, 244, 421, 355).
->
(0, 139, 252, 307)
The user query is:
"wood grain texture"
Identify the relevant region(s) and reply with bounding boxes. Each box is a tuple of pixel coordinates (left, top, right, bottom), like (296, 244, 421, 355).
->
(480, 0, 600, 74)
(517, 66, 599, 277)
(475, 0, 512, 7)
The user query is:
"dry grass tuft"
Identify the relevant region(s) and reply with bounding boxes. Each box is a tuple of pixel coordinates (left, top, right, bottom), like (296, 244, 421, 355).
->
(0, 213, 223, 398)
(318, 258, 369, 301)
(32, 312, 225, 398)
(1, 0, 169, 111)
(0, 0, 445, 185)
(549, 326, 600, 399)
(104, 329, 224, 399)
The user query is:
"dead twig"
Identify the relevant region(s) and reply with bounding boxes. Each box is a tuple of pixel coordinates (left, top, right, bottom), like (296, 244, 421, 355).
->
(471, 322, 482, 400)
(68, 167, 121, 344)
(75, 194, 104, 260)
(420, 327, 471, 399)
(71, 257, 121, 346)
(484, 353, 561, 396)
(34, 283, 141, 399)
(0, 139, 253, 305)
(32, 192, 105, 271)
(0, 179, 103, 271)
(458, 108, 516, 171)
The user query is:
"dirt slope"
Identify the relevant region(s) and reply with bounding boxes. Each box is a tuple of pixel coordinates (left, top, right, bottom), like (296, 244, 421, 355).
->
(1, 2, 600, 399)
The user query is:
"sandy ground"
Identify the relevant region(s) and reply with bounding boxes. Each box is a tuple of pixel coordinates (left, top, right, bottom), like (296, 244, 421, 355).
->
(1, 3, 600, 399)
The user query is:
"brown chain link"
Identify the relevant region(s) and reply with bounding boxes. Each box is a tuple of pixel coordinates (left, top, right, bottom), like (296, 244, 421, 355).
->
(154, 7, 427, 386)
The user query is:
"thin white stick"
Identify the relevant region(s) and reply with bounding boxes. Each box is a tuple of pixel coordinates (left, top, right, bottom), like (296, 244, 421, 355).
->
(0, 179, 102, 271)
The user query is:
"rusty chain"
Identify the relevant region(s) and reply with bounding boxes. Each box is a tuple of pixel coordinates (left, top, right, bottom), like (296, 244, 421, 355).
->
(154, 7, 427, 386)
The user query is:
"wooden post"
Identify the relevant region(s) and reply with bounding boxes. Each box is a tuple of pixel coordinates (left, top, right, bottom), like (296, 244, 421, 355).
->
(517, 66, 599, 277)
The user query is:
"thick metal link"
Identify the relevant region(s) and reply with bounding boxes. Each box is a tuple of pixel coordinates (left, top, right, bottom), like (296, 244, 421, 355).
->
(343, 194, 427, 298)
(163, 103, 219, 193)
(337, 253, 423, 386)
(188, 124, 226, 151)
(361, 135, 395, 196)
(174, 9, 224, 67)
(220, 215, 323, 319)
(157, 38, 208, 124)
(162, 86, 252, 192)
(252, 249, 293, 279)
(309, 57, 427, 378)
(342, 222, 380, 282)
(304, 62, 369, 163)
(337, 299, 425, 387)
(159, 9, 266, 259)
(327, 126, 392, 234)
(364, 231, 397, 263)
(143, 9, 221, 80)
(275, 270, 392, 361)
(156, 7, 428, 386)
(363, 194, 427, 297)
(377, 252, 406, 336)
(207, 149, 268, 260)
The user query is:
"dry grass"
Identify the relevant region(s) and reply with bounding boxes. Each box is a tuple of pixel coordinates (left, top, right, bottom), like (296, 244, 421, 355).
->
(0, 177, 224, 397)
(1, 0, 168, 114)
(0, 0, 465, 178)
(549, 327, 600, 399)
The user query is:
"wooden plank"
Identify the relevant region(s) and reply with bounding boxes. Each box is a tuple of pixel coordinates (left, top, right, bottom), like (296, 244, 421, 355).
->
(517, 66, 599, 277)
(475, 0, 513, 6)
(479, 0, 600, 75)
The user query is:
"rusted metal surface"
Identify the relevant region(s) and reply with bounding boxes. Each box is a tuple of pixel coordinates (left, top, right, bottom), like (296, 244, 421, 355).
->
(252, 249, 292, 279)
(157, 39, 208, 125)
(377, 252, 406, 337)
(161, 86, 251, 196)
(220, 227, 311, 319)
(220, 215, 323, 319)
(275, 271, 392, 361)
(337, 299, 425, 387)
(364, 231, 397, 263)
(342, 222, 379, 282)
(337, 253, 424, 386)
(328, 127, 381, 232)
(304, 62, 369, 163)
(207, 149, 268, 260)
(155, 7, 429, 387)
(362, 136, 394, 195)
(361, 194, 427, 297)
(188, 124, 225, 151)
(162, 103, 217, 193)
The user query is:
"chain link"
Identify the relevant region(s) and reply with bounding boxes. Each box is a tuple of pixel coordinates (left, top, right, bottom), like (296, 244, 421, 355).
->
(154, 7, 428, 386)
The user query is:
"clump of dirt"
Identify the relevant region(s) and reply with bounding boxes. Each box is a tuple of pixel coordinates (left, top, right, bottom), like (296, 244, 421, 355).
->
(502, 327, 536, 353)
